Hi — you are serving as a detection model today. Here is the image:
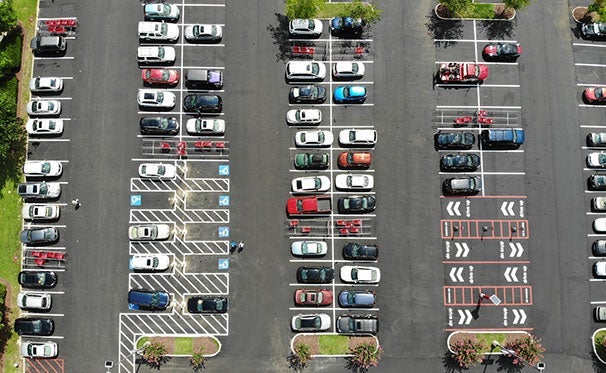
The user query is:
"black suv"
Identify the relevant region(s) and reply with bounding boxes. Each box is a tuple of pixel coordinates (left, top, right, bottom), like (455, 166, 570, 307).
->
(139, 117, 179, 135)
(342, 243, 378, 260)
(14, 318, 54, 336)
(183, 94, 222, 113)
(18, 271, 57, 289)
(31, 35, 66, 55)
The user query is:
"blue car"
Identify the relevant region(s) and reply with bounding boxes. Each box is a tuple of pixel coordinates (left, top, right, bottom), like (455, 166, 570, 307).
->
(338, 290, 376, 308)
(333, 85, 367, 104)
(330, 17, 364, 35)
(128, 289, 170, 311)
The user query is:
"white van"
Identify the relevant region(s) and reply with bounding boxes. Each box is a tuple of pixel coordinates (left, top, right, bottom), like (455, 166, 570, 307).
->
(138, 22, 179, 42)
(137, 46, 176, 64)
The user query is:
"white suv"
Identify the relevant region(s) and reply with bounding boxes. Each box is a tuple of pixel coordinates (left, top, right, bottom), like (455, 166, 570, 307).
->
(138, 22, 179, 42)
(285, 61, 326, 81)
(137, 46, 176, 64)
(289, 18, 323, 37)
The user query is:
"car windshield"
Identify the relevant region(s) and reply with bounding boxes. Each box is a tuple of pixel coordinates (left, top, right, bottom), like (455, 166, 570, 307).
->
(157, 165, 166, 174)
(300, 270, 308, 280)
(599, 23, 606, 33)
(159, 118, 169, 129)
(43, 229, 53, 239)
(311, 63, 319, 75)
(39, 184, 47, 194)
(597, 88, 606, 99)
(156, 92, 164, 102)
(349, 131, 356, 141)
(319, 269, 326, 281)
(32, 320, 42, 333)
(314, 178, 321, 188)
(160, 23, 167, 35)
(600, 154, 606, 164)
(49, 121, 57, 129)
(157, 47, 165, 58)
(159, 4, 170, 15)
(498, 43, 516, 54)
(317, 132, 325, 142)
(41, 163, 51, 173)
(307, 20, 315, 29)
(150, 293, 160, 307)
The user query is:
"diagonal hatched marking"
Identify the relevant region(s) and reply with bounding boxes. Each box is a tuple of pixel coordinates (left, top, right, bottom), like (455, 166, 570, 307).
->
(129, 240, 228, 255)
(130, 177, 229, 192)
(130, 208, 229, 224)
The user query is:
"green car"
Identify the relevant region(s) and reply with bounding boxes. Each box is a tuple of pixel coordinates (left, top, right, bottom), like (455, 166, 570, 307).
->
(294, 153, 329, 170)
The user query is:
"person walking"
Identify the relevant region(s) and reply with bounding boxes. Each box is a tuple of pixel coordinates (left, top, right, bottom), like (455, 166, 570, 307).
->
(230, 241, 237, 254)
(237, 241, 245, 253)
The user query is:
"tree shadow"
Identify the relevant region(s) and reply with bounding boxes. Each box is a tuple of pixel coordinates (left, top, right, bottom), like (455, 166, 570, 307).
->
(591, 349, 606, 373)
(442, 351, 465, 373)
(136, 355, 172, 370)
(267, 12, 291, 62)
(477, 19, 515, 41)
(426, 11, 463, 49)
(287, 352, 306, 371)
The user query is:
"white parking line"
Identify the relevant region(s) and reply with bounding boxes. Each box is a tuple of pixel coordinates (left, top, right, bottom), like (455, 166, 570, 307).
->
(578, 83, 602, 87)
(436, 105, 522, 109)
(137, 111, 225, 116)
(178, 43, 225, 47)
(23, 224, 67, 228)
(33, 57, 74, 60)
(287, 103, 374, 107)
(573, 42, 606, 48)
(23, 335, 65, 339)
(28, 139, 70, 142)
(585, 168, 606, 171)
(131, 157, 228, 163)
(588, 212, 606, 215)
(288, 283, 378, 287)
(438, 171, 525, 175)
(591, 300, 606, 304)
(20, 313, 64, 317)
(582, 125, 606, 129)
(586, 190, 606, 194)
(435, 84, 520, 88)
(590, 279, 606, 282)
(29, 97, 72, 101)
(290, 38, 374, 43)
(180, 3, 226, 6)
(436, 149, 524, 153)
(576, 63, 606, 68)
(294, 81, 375, 86)
(588, 234, 606, 237)
(180, 66, 225, 70)
(434, 39, 518, 43)
(579, 104, 606, 108)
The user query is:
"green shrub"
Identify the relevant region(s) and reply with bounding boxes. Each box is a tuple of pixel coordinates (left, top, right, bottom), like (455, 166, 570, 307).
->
(0, 282, 6, 330)
(285, 0, 323, 19)
(0, 27, 22, 78)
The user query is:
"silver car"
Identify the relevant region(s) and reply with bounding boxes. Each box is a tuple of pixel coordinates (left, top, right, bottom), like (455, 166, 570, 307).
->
(128, 224, 172, 241)
(184, 24, 222, 42)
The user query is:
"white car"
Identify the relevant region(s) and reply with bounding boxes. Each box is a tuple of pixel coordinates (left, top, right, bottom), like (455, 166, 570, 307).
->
(138, 163, 177, 179)
(22, 204, 61, 220)
(286, 109, 322, 125)
(285, 61, 326, 81)
(595, 197, 606, 212)
(26, 119, 64, 135)
(340, 265, 381, 284)
(186, 118, 225, 135)
(21, 341, 58, 359)
(595, 262, 606, 277)
(29, 77, 64, 93)
(23, 161, 62, 178)
(17, 292, 52, 310)
(291, 176, 330, 193)
(291, 241, 328, 256)
(128, 224, 172, 241)
(339, 129, 377, 146)
(184, 24, 223, 42)
(335, 174, 374, 190)
(588, 152, 606, 168)
(295, 130, 333, 147)
(332, 62, 365, 79)
(138, 21, 180, 42)
(291, 313, 331, 331)
(137, 89, 176, 108)
(130, 254, 171, 271)
(137, 46, 176, 64)
(595, 218, 606, 233)
(288, 18, 323, 37)
(144, 3, 180, 21)
(26, 100, 61, 117)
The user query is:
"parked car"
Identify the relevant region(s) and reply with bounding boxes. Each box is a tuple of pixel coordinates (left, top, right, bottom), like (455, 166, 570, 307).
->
(342, 243, 378, 260)
(594, 262, 606, 277)
(291, 314, 331, 332)
(337, 195, 376, 213)
(336, 315, 378, 334)
(339, 129, 377, 146)
(595, 218, 606, 233)
(437, 62, 488, 84)
(285, 61, 326, 81)
(21, 341, 58, 359)
(17, 292, 51, 310)
(590, 175, 606, 190)
(588, 133, 606, 147)
(142, 69, 180, 85)
(184, 24, 222, 42)
(593, 240, 606, 256)
(287, 109, 322, 125)
(584, 87, 606, 104)
(138, 163, 177, 180)
(22, 204, 60, 220)
(14, 318, 54, 336)
(588, 152, 606, 168)
(17, 182, 61, 199)
(187, 296, 228, 313)
(26, 100, 61, 116)
(143, 3, 180, 21)
(289, 85, 327, 104)
(139, 117, 179, 135)
(295, 130, 334, 147)
(294, 153, 329, 169)
(440, 153, 481, 172)
(335, 174, 374, 190)
(294, 289, 333, 306)
(594, 197, 606, 212)
(481, 129, 524, 148)
(288, 18, 323, 37)
(338, 290, 376, 308)
(482, 43, 522, 61)
(185, 69, 223, 89)
(297, 267, 334, 283)
(333, 61, 365, 79)
(330, 17, 364, 36)
(183, 94, 223, 113)
(340, 266, 381, 284)
(18, 271, 57, 289)
(128, 224, 172, 241)
(443, 176, 482, 195)
(20, 227, 59, 245)
(137, 46, 176, 65)
(29, 77, 63, 93)
(137, 89, 176, 108)
(130, 254, 171, 271)
(26, 119, 63, 136)
(30, 35, 66, 55)
(596, 306, 606, 321)
(138, 21, 179, 42)
(23, 161, 62, 178)
(582, 22, 606, 39)
(186, 118, 225, 135)
(291, 241, 328, 257)
(128, 288, 170, 310)
(434, 131, 475, 150)
(291, 176, 331, 193)
(338, 151, 371, 169)
(333, 85, 367, 103)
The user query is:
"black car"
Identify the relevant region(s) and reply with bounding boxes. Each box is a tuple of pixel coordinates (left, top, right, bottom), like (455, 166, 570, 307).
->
(590, 174, 606, 190)
(18, 271, 57, 289)
(443, 176, 482, 195)
(482, 43, 522, 61)
(342, 243, 378, 260)
(14, 318, 54, 336)
(183, 94, 223, 113)
(139, 117, 179, 135)
(434, 131, 475, 150)
(297, 266, 334, 284)
(187, 296, 228, 313)
(294, 153, 329, 170)
(336, 315, 378, 334)
(594, 240, 606, 256)
(440, 153, 480, 172)
(20, 227, 59, 245)
(289, 85, 327, 104)
(330, 17, 364, 36)
(337, 195, 376, 214)
(582, 22, 606, 39)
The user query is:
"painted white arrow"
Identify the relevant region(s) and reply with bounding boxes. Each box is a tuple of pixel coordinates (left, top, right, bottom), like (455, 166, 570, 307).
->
(504, 267, 519, 282)
(512, 309, 527, 324)
(455, 242, 470, 257)
(458, 309, 473, 325)
(450, 267, 465, 282)
(508, 242, 524, 257)
(501, 201, 516, 216)
(507, 202, 515, 216)
(447, 201, 461, 216)
(501, 202, 509, 216)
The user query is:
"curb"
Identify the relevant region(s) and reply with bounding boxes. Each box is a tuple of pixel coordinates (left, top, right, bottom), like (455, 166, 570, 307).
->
(571, 6, 587, 24)
(434, 3, 516, 21)
(290, 332, 380, 357)
(592, 328, 606, 365)
(135, 335, 222, 358)
(446, 330, 530, 355)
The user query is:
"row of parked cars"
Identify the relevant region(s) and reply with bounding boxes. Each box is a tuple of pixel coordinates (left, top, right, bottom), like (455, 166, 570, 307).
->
(286, 17, 379, 335)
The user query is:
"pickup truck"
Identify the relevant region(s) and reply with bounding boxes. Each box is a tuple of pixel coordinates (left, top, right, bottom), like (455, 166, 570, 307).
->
(481, 129, 525, 148)
(437, 62, 488, 84)
(286, 196, 332, 215)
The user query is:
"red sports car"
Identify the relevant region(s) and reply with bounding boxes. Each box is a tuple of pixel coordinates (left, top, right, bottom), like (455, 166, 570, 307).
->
(482, 43, 522, 61)
(294, 289, 333, 306)
(142, 69, 180, 85)
(584, 87, 606, 104)
(338, 151, 371, 168)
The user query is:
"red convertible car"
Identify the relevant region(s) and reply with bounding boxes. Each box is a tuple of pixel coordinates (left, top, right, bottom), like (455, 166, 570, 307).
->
(437, 62, 488, 84)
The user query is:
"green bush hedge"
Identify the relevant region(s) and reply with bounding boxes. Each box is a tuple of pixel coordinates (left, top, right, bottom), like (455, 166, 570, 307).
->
(0, 27, 22, 78)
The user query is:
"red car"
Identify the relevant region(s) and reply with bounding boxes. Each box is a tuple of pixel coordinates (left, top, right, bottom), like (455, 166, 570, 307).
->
(437, 62, 488, 84)
(482, 43, 522, 61)
(294, 289, 333, 306)
(142, 69, 180, 85)
(338, 151, 371, 168)
(584, 87, 606, 104)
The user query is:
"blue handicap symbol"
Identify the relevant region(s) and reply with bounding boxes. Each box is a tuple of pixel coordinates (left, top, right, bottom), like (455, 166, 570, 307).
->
(218, 165, 230, 176)
(218, 258, 229, 270)
(219, 195, 230, 206)
(218, 227, 229, 238)
(130, 195, 142, 206)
